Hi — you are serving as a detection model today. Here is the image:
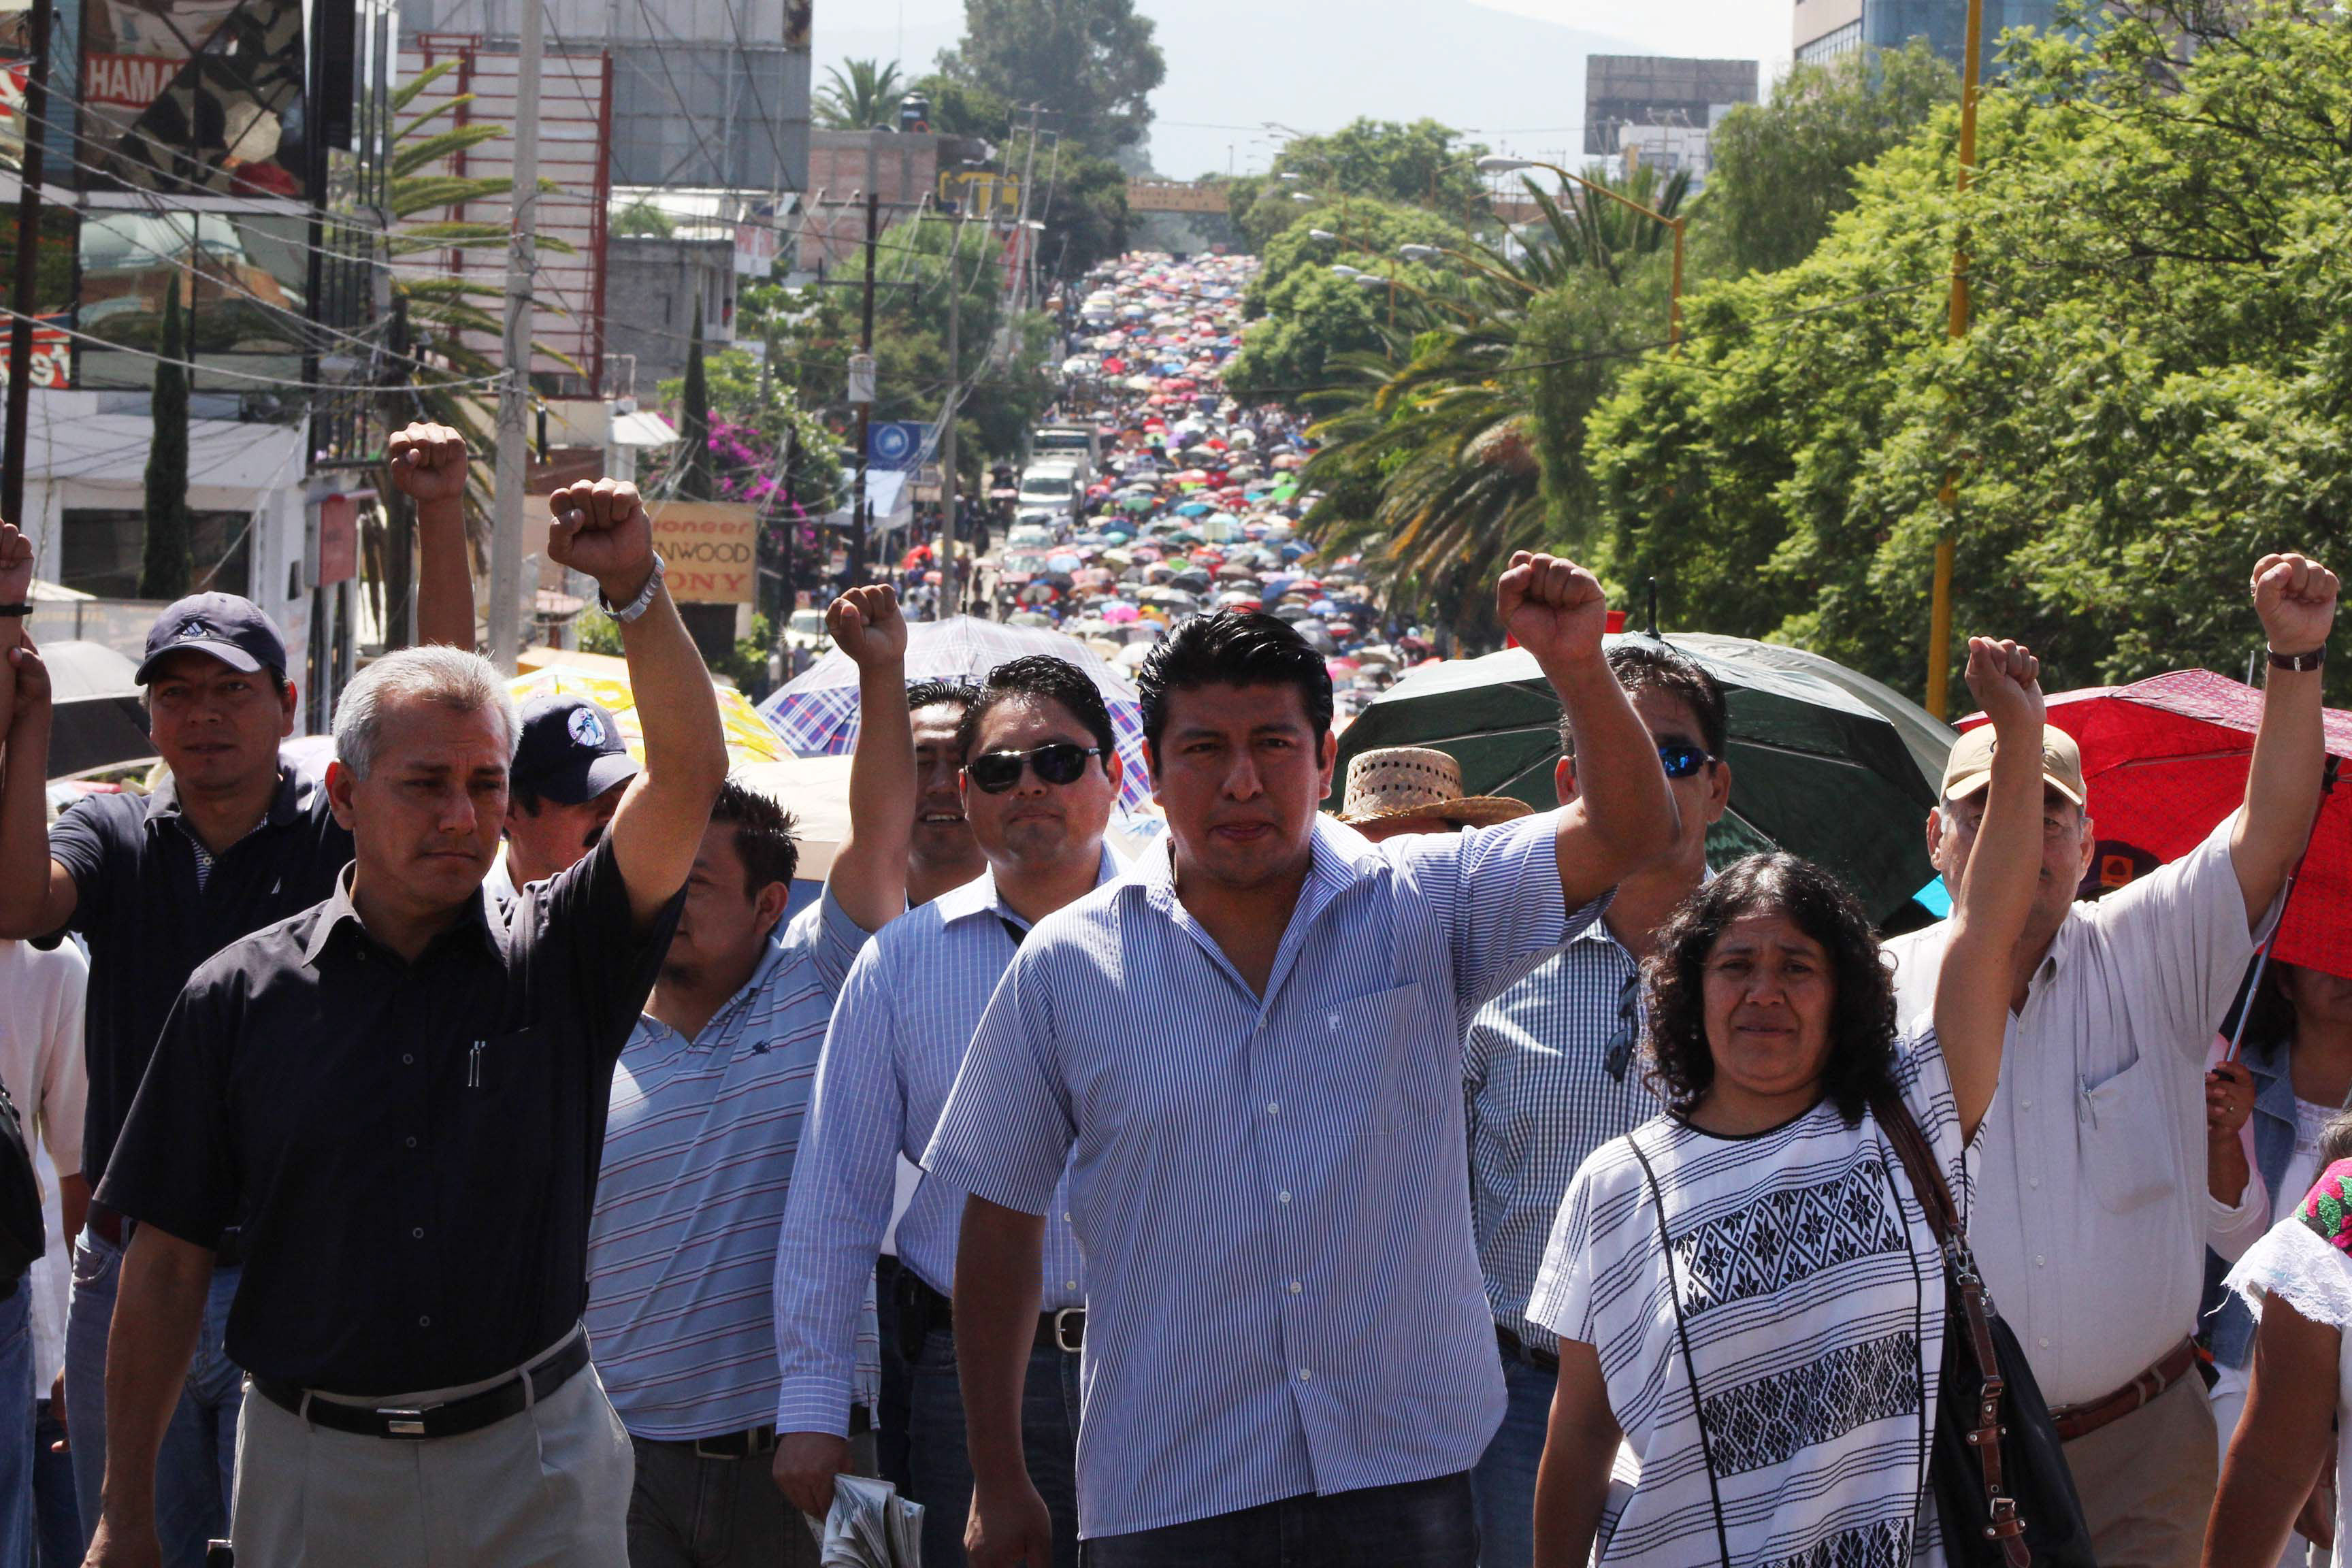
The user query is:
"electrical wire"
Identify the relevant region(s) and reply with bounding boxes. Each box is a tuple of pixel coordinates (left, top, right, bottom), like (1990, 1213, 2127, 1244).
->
(0, 299, 504, 389)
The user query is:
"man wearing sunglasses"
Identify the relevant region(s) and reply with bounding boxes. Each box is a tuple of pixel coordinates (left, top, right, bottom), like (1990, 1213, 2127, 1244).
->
(931, 555, 1679, 1568)
(774, 654, 1124, 1568)
(1461, 640, 1731, 1568)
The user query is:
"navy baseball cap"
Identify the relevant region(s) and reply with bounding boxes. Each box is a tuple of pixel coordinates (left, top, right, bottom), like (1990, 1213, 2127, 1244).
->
(511, 693, 640, 805)
(135, 593, 289, 684)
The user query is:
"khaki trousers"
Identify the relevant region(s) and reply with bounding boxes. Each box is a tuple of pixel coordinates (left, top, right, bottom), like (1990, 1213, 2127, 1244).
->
(2061, 1369, 2219, 1568)
(229, 1351, 633, 1568)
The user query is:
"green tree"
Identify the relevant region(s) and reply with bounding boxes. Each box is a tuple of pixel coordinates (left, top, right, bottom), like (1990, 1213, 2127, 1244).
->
(903, 71, 1009, 138)
(140, 287, 192, 600)
(1579, 0, 2352, 703)
(612, 197, 674, 237)
(934, 0, 1166, 157)
(815, 58, 906, 129)
(677, 299, 715, 501)
(1698, 41, 1957, 278)
(1038, 151, 1131, 277)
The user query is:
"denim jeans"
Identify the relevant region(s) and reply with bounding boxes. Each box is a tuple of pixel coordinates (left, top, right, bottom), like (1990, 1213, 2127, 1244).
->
(904, 1325, 1080, 1568)
(872, 1256, 913, 1492)
(3, 1275, 35, 1568)
(1469, 1355, 1554, 1568)
(1081, 1471, 1480, 1568)
(35, 1396, 83, 1568)
(65, 1227, 242, 1568)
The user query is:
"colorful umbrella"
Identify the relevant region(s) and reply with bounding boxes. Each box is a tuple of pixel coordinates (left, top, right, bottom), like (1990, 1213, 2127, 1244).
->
(509, 655, 789, 769)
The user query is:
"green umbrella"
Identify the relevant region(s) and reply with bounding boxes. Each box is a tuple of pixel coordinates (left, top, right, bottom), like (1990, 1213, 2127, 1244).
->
(1331, 633, 1955, 923)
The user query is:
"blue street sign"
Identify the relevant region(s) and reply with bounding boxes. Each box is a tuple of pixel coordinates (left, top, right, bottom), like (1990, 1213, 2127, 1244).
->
(867, 421, 931, 472)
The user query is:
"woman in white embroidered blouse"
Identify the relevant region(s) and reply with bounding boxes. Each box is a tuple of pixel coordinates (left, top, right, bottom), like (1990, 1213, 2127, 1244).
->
(1524, 638, 2050, 1568)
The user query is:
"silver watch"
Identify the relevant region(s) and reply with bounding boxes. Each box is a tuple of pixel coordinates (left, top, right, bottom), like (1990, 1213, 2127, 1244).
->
(600, 554, 665, 623)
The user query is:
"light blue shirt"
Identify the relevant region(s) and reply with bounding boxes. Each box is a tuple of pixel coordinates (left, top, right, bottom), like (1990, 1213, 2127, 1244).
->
(926, 811, 1603, 1538)
(771, 851, 1117, 1436)
(585, 887, 868, 1438)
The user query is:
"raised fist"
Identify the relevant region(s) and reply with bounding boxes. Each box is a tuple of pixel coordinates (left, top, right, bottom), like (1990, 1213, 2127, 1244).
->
(547, 478, 655, 601)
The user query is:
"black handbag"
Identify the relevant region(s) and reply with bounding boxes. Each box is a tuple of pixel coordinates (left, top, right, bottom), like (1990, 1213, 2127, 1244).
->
(0, 1075, 46, 1284)
(1874, 1093, 2097, 1568)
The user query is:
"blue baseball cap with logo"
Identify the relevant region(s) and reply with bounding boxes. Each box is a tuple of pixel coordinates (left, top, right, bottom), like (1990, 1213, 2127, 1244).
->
(511, 693, 640, 805)
(135, 593, 289, 685)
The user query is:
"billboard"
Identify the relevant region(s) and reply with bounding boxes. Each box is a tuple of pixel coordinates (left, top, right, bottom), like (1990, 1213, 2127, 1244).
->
(78, 0, 313, 196)
(649, 501, 757, 605)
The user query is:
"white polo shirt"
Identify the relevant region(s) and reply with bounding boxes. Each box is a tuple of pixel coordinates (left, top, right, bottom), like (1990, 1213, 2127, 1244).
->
(0, 936, 88, 1387)
(1884, 810, 2272, 1408)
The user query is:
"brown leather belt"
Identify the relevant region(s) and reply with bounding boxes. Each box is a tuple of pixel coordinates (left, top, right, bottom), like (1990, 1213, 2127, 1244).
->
(2048, 1337, 2197, 1443)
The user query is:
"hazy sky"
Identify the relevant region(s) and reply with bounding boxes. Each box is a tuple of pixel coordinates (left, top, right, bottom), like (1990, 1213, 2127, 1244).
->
(815, 0, 1791, 180)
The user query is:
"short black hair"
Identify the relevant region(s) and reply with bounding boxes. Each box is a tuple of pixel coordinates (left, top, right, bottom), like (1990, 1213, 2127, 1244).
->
(1137, 610, 1333, 753)
(709, 777, 800, 894)
(1560, 640, 1729, 760)
(956, 655, 1117, 766)
(1643, 853, 1897, 1128)
(906, 678, 980, 718)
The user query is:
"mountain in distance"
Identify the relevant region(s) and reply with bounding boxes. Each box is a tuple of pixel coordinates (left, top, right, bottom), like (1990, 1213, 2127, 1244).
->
(812, 0, 1649, 181)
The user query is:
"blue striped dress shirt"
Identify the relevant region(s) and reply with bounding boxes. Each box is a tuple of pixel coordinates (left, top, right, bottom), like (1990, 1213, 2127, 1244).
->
(925, 811, 1605, 1539)
(585, 887, 870, 1438)
(1464, 922, 1665, 1357)
(772, 851, 1116, 1437)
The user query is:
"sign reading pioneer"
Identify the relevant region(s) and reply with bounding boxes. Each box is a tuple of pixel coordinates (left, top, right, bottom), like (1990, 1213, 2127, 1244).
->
(647, 502, 757, 606)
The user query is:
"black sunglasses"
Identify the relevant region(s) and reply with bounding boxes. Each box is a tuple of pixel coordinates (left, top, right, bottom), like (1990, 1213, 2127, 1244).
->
(1602, 970, 1639, 1084)
(967, 742, 1107, 794)
(1658, 743, 1717, 780)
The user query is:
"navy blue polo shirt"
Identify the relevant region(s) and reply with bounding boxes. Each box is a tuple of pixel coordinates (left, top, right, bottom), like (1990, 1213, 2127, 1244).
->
(49, 758, 353, 1196)
(96, 836, 683, 1396)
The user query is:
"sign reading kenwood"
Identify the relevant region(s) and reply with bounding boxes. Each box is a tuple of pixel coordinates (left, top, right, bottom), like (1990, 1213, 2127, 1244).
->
(647, 501, 758, 606)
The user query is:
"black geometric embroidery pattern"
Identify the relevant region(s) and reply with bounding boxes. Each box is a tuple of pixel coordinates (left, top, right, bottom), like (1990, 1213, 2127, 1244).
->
(1671, 1160, 1906, 1316)
(1699, 1332, 1923, 1475)
(1755, 1518, 1913, 1568)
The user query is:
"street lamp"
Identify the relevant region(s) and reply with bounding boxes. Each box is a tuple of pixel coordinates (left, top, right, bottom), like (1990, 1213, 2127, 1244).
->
(1476, 153, 1685, 348)
(1308, 229, 1338, 242)
(1397, 244, 1443, 263)
(1328, 263, 1362, 278)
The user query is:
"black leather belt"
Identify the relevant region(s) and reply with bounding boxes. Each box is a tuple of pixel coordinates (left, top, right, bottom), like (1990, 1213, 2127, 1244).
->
(904, 1274, 1084, 1354)
(1497, 1324, 1559, 1374)
(253, 1330, 591, 1441)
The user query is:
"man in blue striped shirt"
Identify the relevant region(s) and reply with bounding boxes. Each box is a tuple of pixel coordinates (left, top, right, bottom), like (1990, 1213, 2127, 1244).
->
(931, 555, 1680, 1567)
(585, 585, 919, 1568)
(1462, 642, 1731, 1568)
(772, 655, 1126, 1568)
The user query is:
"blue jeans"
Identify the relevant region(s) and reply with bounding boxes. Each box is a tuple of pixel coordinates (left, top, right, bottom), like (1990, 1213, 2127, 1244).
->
(3, 1275, 35, 1568)
(1081, 1471, 1479, 1568)
(905, 1325, 1080, 1568)
(1469, 1354, 1554, 1568)
(35, 1397, 82, 1568)
(872, 1257, 913, 1492)
(65, 1227, 242, 1568)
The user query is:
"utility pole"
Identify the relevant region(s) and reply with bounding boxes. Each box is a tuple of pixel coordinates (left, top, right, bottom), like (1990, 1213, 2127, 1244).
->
(938, 245, 959, 620)
(489, 0, 548, 671)
(1925, 0, 1987, 720)
(1012, 105, 1042, 314)
(847, 189, 877, 587)
(3, 0, 55, 529)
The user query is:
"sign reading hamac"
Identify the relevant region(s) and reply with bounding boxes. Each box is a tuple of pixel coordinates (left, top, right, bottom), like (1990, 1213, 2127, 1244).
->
(647, 502, 757, 606)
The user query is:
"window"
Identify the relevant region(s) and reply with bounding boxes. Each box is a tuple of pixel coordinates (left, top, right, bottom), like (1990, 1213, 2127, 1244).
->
(61, 507, 254, 599)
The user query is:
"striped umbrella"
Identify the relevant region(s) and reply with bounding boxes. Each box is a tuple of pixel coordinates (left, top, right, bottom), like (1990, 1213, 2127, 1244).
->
(759, 615, 1155, 814)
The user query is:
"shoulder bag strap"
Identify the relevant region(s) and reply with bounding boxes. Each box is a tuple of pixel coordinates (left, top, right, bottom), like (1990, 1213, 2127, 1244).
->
(1624, 1127, 1733, 1568)
(1869, 1094, 2029, 1568)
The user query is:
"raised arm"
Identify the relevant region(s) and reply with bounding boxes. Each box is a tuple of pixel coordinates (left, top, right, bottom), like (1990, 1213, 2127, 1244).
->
(2232, 553, 2338, 928)
(545, 479, 729, 925)
(1497, 552, 1678, 911)
(0, 518, 29, 732)
(387, 420, 477, 650)
(0, 631, 77, 939)
(823, 583, 915, 934)
(1936, 638, 2045, 1139)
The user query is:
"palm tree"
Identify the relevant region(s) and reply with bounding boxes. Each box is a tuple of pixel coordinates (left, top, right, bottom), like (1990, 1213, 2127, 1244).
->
(815, 59, 906, 130)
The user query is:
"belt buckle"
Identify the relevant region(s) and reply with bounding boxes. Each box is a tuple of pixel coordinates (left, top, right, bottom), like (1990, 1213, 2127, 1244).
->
(691, 1435, 736, 1460)
(1054, 1307, 1085, 1355)
(380, 1407, 431, 1439)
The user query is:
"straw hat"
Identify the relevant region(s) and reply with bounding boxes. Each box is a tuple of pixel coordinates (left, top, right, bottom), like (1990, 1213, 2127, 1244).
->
(1337, 747, 1535, 829)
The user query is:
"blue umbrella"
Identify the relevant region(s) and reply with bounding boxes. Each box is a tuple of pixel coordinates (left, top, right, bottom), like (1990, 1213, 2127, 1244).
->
(1176, 501, 1211, 517)
(1310, 598, 1338, 615)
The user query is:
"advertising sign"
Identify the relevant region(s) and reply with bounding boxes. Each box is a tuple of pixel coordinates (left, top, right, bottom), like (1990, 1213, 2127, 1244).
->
(0, 316, 73, 388)
(649, 502, 757, 606)
(80, 0, 310, 196)
(866, 421, 930, 472)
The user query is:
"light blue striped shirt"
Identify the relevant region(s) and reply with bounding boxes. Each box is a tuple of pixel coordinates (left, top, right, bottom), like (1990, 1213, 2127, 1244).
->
(926, 811, 1605, 1539)
(772, 852, 1115, 1436)
(586, 887, 869, 1438)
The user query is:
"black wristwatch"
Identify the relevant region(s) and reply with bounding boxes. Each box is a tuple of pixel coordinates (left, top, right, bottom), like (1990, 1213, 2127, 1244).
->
(2268, 645, 2326, 674)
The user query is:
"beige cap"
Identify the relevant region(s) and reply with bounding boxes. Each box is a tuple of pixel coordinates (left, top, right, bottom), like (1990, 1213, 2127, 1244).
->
(1337, 746, 1535, 828)
(1940, 724, 2086, 806)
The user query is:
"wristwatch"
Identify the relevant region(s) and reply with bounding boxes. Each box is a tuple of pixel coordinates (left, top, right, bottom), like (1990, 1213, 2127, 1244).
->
(600, 555, 665, 623)
(2268, 644, 2326, 674)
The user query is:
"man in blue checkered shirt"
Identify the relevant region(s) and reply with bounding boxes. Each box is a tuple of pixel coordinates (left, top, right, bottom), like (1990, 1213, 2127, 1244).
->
(1462, 642, 1731, 1568)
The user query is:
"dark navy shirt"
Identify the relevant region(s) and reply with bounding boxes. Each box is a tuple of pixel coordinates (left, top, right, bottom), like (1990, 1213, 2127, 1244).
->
(96, 836, 682, 1396)
(48, 760, 352, 1194)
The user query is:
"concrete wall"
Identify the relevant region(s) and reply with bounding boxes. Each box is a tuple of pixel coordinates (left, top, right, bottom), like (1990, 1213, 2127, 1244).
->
(1583, 55, 1759, 155)
(604, 237, 737, 395)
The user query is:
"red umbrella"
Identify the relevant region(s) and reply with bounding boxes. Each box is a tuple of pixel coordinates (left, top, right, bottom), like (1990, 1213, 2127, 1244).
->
(1959, 670, 2352, 977)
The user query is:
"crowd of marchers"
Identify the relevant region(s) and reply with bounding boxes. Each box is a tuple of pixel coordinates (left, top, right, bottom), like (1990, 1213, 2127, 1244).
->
(1, 425, 2352, 1568)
